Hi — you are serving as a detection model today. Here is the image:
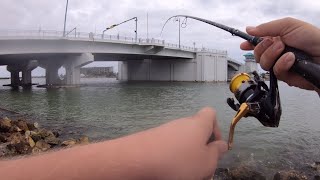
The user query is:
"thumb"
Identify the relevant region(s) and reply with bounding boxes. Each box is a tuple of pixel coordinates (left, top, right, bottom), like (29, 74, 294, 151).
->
(208, 140, 228, 160)
(246, 17, 303, 37)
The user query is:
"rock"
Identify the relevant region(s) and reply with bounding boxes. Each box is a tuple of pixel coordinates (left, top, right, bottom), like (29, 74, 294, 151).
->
(44, 135, 60, 145)
(310, 162, 320, 172)
(7, 141, 32, 155)
(0, 134, 7, 143)
(15, 120, 29, 132)
(214, 168, 230, 180)
(61, 139, 77, 147)
(38, 129, 55, 139)
(52, 130, 60, 138)
(35, 140, 51, 151)
(78, 136, 89, 145)
(273, 170, 308, 180)
(10, 125, 22, 132)
(32, 147, 42, 154)
(33, 122, 39, 129)
(28, 136, 36, 148)
(314, 175, 320, 180)
(0, 117, 12, 132)
(30, 133, 42, 142)
(7, 132, 24, 144)
(26, 122, 37, 131)
(0, 142, 10, 157)
(229, 166, 266, 180)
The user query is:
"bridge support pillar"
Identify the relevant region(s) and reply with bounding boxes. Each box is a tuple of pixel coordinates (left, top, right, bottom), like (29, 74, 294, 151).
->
(44, 62, 62, 85)
(21, 60, 38, 86)
(7, 66, 20, 87)
(118, 62, 128, 81)
(118, 52, 230, 82)
(64, 53, 94, 85)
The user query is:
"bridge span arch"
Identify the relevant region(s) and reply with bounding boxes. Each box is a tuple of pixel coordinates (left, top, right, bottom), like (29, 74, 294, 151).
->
(0, 31, 242, 86)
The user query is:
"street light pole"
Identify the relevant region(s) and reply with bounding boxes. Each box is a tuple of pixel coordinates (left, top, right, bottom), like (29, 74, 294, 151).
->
(176, 18, 181, 48)
(103, 17, 138, 42)
(135, 17, 138, 42)
(63, 0, 69, 37)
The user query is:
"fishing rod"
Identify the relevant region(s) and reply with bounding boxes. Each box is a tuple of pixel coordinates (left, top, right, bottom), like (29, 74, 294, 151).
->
(161, 15, 320, 89)
(162, 15, 320, 150)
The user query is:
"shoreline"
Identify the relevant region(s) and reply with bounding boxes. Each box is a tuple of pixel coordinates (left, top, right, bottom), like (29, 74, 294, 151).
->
(0, 107, 319, 179)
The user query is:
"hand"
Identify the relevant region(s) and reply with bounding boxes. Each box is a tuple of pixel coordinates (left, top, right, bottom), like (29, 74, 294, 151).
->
(240, 17, 320, 92)
(130, 107, 227, 179)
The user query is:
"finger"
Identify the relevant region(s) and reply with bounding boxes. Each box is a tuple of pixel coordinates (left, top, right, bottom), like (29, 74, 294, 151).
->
(240, 41, 254, 50)
(208, 140, 228, 161)
(246, 17, 303, 37)
(259, 38, 285, 71)
(253, 38, 274, 63)
(193, 107, 222, 141)
(274, 52, 316, 90)
(273, 52, 295, 78)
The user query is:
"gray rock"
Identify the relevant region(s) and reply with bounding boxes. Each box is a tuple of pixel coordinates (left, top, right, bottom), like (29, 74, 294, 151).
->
(32, 147, 42, 154)
(44, 135, 60, 145)
(0, 117, 12, 132)
(0, 134, 7, 143)
(61, 139, 77, 147)
(26, 122, 37, 131)
(7, 132, 24, 144)
(35, 140, 51, 151)
(214, 168, 230, 180)
(7, 141, 32, 155)
(52, 130, 60, 138)
(229, 166, 266, 180)
(273, 170, 308, 180)
(77, 136, 89, 145)
(30, 133, 42, 142)
(310, 162, 320, 172)
(38, 129, 55, 138)
(15, 120, 29, 132)
(0, 142, 10, 157)
(28, 136, 36, 148)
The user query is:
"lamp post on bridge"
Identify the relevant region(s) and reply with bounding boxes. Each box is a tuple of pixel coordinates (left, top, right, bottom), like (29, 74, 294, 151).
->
(63, 0, 69, 37)
(102, 17, 138, 42)
(175, 18, 181, 49)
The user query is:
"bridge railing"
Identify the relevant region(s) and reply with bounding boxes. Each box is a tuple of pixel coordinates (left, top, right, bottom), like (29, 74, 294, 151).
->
(0, 29, 227, 54)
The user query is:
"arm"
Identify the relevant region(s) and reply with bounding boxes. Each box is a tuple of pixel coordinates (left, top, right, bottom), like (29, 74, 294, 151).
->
(0, 107, 227, 180)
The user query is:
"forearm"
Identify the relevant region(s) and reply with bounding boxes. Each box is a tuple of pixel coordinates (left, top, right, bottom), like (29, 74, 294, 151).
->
(0, 135, 153, 180)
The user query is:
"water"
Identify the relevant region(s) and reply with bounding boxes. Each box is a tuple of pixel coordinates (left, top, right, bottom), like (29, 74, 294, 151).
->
(0, 78, 319, 177)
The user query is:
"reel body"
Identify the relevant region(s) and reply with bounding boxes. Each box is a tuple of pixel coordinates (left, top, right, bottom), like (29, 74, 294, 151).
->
(227, 71, 282, 149)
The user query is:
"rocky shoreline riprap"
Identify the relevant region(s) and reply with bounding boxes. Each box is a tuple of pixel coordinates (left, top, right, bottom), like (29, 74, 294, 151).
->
(0, 116, 89, 158)
(214, 166, 320, 180)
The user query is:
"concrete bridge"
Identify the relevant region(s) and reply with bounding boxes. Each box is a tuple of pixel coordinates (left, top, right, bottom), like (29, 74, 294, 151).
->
(0, 30, 243, 87)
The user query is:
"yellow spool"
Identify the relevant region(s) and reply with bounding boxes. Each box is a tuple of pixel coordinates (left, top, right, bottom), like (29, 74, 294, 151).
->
(229, 73, 250, 93)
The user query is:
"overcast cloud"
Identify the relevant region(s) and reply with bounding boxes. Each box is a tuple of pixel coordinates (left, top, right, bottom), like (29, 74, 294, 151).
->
(0, 0, 319, 77)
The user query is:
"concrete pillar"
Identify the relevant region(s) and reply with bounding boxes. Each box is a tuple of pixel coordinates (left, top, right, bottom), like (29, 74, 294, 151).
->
(45, 64, 61, 85)
(7, 65, 21, 86)
(10, 71, 20, 86)
(64, 53, 94, 85)
(118, 61, 128, 81)
(21, 60, 38, 86)
(22, 69, 32, 85)
(65, 64, 81, 85)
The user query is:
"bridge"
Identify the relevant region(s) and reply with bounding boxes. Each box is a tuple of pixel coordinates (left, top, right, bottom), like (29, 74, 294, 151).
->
(0, 30, 243, 87)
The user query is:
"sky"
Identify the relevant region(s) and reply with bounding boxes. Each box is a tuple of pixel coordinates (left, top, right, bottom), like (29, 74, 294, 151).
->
(0, 0, 319, 77)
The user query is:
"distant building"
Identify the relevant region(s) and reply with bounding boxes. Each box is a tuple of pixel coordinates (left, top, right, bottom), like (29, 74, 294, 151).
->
(243, 52, 258, 73)
(80, 67, 115, 77)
